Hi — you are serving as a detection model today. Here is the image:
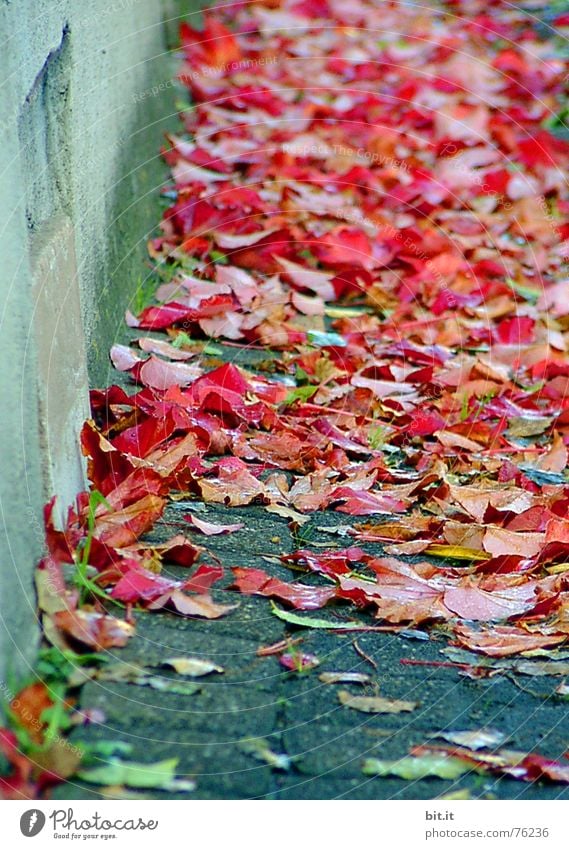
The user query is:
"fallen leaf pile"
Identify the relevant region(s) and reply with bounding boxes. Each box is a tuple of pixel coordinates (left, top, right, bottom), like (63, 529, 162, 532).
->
(12, 0, 569, 796)
(39, 0, 569, 660)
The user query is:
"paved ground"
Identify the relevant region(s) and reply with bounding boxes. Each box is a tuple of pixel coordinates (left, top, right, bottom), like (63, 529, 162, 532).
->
(52, 481, 569, 800)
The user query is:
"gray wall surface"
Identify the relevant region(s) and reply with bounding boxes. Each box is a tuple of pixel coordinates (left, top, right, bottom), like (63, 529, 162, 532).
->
(0, 0, 202, 687)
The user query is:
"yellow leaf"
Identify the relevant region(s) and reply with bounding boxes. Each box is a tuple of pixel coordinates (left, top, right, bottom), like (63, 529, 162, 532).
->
(324, 306, 370, 318)
(425, 544, 490, 561)
(546, 563, 569, 574)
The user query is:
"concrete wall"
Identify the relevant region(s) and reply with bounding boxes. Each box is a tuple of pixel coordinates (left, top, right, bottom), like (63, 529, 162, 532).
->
(0, 0, 203, 686)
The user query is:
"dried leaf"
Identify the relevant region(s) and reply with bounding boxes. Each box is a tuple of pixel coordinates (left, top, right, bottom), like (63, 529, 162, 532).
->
(338, 691, 417, 714)
(433, 728, 508, 751)
(184, 515, 244, 536)
(162, 657, 224, 677)
(238, 738, 292, 771)
(319, 672, 372, 685)
(52, 610, 134, 650)
(97, 662, 202, 695)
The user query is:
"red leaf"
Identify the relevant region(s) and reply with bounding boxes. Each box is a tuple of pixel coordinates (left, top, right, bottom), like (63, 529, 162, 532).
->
(111, 567, 181, 603)
(333, 488, 408, 515)
(180, 17, 241, 67)
(81, 420, 134, 494)
(280, 652, 319, 671)
(112, 415, 176, 460)
(183, 564, 225, 594)
(136, 295, 234, 331)
(231, 567, 336, 610)
(312, 227, 377, 270)
(94, 495, 166, 549)
(0, 729, 36, 800)
(496, 316, 536, 345)
(282, 547, 368, 577)
(407, 409, 446, 437)
(156, 535, 202, 568)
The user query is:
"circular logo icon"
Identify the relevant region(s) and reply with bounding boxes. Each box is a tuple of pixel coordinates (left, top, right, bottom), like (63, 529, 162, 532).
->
(20, 810, 46, 837)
